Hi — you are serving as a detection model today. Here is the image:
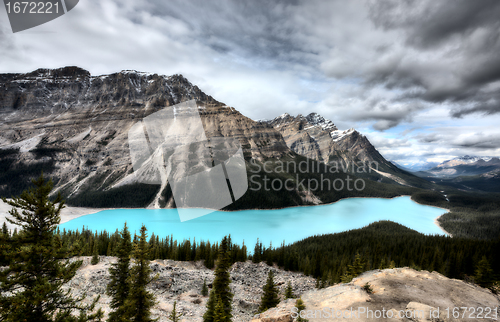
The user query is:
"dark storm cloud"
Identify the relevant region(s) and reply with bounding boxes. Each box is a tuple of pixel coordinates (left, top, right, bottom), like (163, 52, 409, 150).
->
(416, 131, 500, 150)
(364, 0, 500, 118)
(143, 0, 315, 68)
(369, 0, 500, 48)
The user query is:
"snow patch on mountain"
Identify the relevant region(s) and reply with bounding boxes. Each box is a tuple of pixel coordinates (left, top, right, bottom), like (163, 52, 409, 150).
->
(330, 128, 355, 142)
(304, 112, 337, 131)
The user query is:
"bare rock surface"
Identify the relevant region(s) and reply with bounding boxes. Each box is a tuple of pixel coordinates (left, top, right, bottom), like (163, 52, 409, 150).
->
(252, 268, 500, 322)
(66, 257, 315, 322)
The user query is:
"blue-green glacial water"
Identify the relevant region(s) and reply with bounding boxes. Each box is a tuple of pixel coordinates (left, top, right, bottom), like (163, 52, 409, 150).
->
(59, 196, 448, 246)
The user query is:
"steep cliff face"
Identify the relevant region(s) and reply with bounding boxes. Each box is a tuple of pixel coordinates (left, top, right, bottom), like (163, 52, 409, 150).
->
(267, 113, 430, 188)
(268, 113, 388, 166)
(267, 113, 393, 167)
(0, 67, 289, 203)
(268, 113, 337, 163)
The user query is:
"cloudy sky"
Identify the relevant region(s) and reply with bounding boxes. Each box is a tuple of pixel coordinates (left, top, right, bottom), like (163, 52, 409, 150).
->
(1, 0, 500, 167)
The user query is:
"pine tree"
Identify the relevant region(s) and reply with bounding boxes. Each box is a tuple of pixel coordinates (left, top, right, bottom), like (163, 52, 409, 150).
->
(203, 236, 233, 322)
(475, 256, 494, 287)
(213, 297, 227, 322)
(252, 239, 261, 263)
(201, 278, 209, 296)
(295, 298, 309, 322)
(167, 301, 183, 322)
(203, 290, 217, 322)
(127, 225, 157, 322)
(1, 222, 8, 237)
(107, 222, 133, 322)
(258, 270, 280, 313)
(0, 174, 103, 322)
(91, 242, 100, 265)
(284, 281, 294, 299)
(342, 252, 367, 283)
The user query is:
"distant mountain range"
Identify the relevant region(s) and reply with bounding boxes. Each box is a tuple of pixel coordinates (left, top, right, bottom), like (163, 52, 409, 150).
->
(406, 156, 500, 192)
(0, 67, 434, 208)
(416, 155, 500, 178)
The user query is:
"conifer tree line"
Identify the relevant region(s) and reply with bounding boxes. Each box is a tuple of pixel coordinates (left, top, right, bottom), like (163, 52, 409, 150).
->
(1, 223, 249, 269)
(262, 221, 500, 288)
(2, 219, 498, 290)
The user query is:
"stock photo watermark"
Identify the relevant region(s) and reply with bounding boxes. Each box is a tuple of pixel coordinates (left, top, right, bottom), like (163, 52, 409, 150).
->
(291, 306, 499, 320)
(3, 0, 79, 33)
(248, 158, 378, 192)
(127, 100, 248, 222)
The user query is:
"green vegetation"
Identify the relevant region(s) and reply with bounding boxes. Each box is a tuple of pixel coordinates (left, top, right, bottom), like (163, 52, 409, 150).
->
(412, 190, 500, 239)
(204, 236, 233, 322)
(225, 156, 419, 211)
(6, 220, 493, 293)
(258, 270, 280, 313)
(475, 256, 494, 288)
(422, 172, 500, 192)
(362, 282, 373, 294)
(0, 148, 57, 198)
(127, 225, 157, 322)
(0, 174, 102, 321)
(168, 301, 183, 322)
(91, 242, 100, 265)
(284, 281, 294, 299)
(106, 223, 132, 322)
(263, 221, 499, 286)
(2, 149, 498, 240)
(294, 298, 308, 322)
(340, 252, 366, 283)
(201, 278, 209, 296)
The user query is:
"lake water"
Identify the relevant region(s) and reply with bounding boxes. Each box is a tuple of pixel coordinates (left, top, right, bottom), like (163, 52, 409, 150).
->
(59, 196, 448, 247)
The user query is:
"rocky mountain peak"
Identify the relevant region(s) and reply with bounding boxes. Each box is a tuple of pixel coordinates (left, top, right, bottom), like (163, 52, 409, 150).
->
(304, 112, 337, 131)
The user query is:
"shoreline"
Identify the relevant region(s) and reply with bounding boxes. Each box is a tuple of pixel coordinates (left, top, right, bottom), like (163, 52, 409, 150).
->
(434, 213, 452, 237)
(2, 195, 452, 237)
(0, 199, 110, 231)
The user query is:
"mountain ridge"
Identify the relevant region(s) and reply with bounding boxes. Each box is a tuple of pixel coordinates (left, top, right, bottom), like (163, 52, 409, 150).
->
(0, 66, 427, 208)
(418, 155, 500, 178)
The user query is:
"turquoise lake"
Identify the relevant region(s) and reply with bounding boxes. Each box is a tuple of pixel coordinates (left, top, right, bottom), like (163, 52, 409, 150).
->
(59, 196, 448, 247)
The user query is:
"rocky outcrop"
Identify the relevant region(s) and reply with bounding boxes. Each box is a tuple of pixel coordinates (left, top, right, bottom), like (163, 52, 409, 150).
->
(66, 257, 316, 322)
(252, 267, 500, 322)
(68, 258, 500, 322)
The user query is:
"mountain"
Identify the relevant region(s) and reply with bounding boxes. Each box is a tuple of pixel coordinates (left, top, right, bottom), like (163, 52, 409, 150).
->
(418, 155, 500, 178)
(265, 113, 432, 188)
(0, 67, 423, 209)
(0, 67, 289, 205)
